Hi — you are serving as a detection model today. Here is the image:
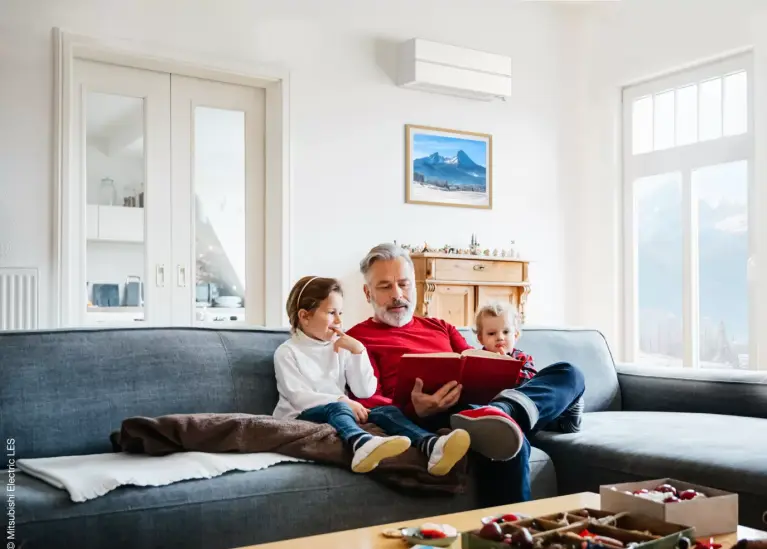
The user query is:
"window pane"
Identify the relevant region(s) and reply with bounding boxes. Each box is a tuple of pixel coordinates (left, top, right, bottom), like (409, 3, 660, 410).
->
(85, 92, 146, 325)
(194, 107, 246, 324)
(653, 90, 675, 150)
(694, 161, 749, 369)
(699, 78, 722, 141)
(632, 96, 653, 154)
(635, 173, 683, 367)
(723, 71, 747, 136)
(675, 84, 697, 146)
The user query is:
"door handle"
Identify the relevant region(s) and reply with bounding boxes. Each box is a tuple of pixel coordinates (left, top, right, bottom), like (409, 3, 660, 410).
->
(177, 265, 187, 287)
(156, 264, 166, 287)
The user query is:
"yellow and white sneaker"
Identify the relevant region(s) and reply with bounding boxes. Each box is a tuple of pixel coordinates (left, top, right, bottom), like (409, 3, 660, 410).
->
(427, 429, 470, 476)
(351, 436, 411, 473)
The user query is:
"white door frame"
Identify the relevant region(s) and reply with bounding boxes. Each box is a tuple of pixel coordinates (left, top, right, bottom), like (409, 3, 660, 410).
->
(53, 28, 291, 328)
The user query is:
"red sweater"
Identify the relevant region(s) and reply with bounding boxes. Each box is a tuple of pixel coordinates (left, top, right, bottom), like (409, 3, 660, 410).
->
(346, 317, 472, 410)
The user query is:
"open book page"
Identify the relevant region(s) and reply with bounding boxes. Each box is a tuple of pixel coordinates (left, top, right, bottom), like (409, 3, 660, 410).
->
(461, 348, 517, 360)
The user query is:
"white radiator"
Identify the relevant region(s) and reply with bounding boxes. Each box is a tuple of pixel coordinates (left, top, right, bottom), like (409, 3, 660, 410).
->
(0, 268, 39, 331)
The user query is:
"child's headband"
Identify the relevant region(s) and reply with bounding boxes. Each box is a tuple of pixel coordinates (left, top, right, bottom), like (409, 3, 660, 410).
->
(296, 276, 320, 307)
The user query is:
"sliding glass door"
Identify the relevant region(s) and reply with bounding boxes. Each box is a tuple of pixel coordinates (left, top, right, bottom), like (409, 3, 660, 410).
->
(69, 60, 265, 327)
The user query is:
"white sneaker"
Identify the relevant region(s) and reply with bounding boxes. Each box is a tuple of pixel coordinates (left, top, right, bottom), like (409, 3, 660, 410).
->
(351, 436, 411, 473)
(427, 429, 470, 476)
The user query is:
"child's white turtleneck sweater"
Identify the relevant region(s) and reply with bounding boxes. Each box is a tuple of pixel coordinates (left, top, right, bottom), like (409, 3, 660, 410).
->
(272, 330, 378, 420)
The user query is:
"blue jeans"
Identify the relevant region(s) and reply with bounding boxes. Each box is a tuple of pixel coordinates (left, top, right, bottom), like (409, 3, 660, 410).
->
(298, 402, 434, 447)
(422, 362, 585, 506)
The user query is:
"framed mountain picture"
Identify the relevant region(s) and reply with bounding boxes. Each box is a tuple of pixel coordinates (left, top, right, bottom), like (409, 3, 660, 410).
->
(405, 124, 492, 209)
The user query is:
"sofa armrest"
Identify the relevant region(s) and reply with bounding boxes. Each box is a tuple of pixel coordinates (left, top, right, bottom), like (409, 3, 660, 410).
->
(616, 363, 767, 419)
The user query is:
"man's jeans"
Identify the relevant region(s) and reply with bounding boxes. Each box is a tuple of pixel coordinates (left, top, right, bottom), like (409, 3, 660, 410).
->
(422, 362, 585, 505)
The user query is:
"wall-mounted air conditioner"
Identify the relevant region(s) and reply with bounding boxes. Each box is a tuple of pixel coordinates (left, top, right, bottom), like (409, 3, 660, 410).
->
(397, 38, 512, 102)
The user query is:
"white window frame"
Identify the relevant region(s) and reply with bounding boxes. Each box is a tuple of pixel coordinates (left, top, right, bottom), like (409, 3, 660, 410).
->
(622, 52, 755, 368)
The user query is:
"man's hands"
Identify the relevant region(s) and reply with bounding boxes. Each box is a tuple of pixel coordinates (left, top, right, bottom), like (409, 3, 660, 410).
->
(331, 327, 365, 355)
(411, 379, 462, 418)
(339, 396, 369, 423)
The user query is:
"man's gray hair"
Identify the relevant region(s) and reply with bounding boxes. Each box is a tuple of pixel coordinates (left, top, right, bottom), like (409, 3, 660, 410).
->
(359, 243, 414, 279)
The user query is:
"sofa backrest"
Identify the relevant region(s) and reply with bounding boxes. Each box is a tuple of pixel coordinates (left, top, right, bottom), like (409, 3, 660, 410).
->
(1, 325, 620, 459)
(458, 326, 621, 413)
(0, 327, 289, 459)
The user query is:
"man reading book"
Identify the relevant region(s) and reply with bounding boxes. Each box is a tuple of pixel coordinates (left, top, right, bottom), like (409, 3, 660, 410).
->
(346, 243, 585, 505)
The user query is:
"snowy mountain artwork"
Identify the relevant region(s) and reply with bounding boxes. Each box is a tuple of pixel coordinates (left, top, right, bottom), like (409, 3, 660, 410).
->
(406, 125, 492, 209)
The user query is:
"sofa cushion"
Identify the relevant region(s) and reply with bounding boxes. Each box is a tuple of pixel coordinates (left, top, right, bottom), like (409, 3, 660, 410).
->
(533, 411, 767, 528)
(16, 447, 556, 549)
(459, 327, 620, 412)
(617, 364, 767, 419)
(0, 327, 290, 459)
(15, 462, 471, 549)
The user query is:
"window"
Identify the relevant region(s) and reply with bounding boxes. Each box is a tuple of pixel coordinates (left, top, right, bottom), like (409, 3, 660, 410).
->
(623, 54, 754, 370)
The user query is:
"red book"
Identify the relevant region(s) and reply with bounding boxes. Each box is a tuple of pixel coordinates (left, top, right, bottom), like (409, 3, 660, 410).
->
(393, 349, 524, 408)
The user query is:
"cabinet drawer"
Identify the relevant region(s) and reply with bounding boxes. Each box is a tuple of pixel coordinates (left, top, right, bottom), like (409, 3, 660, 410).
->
(434, 258, 523, 283)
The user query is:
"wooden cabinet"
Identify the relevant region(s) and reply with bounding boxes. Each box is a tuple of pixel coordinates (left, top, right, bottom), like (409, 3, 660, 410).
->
(411, 253, 530, 327)
(477, 285, 519, 309)
(425, 284, 475, 327)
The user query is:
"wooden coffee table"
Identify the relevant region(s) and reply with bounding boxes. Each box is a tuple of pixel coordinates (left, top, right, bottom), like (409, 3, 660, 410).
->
(238, 492, 767, 549)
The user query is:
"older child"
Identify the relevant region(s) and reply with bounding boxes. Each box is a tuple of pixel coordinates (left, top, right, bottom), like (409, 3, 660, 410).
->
(273, 276, 470, 475)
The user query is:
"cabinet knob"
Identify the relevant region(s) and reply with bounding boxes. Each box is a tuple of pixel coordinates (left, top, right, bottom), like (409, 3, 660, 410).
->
(473, 264, 486, 271)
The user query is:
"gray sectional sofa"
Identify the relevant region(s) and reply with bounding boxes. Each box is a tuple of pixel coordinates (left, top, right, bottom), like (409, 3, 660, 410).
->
(2, 326, 766, 549)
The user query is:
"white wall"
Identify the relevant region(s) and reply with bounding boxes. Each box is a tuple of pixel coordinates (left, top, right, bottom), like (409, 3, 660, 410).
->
(0, 0, 578, 328)
(564, 0, 767, 357)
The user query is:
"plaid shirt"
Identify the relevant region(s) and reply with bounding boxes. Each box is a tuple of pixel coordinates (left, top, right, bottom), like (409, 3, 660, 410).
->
(509, 348, 538, 384)
(484, 347, 538, 386)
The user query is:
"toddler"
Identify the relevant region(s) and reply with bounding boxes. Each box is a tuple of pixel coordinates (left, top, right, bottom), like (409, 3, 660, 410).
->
(474, 302, 584, 433)
(474, 302, 537, 385)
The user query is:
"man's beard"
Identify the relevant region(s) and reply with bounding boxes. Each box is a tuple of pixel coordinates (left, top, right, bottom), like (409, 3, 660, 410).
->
(374, 298, 414, 327)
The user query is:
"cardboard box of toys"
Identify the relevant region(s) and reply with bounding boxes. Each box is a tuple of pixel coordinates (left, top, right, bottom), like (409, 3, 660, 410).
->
(461, 507, 695, 549)
(601, 479, 738, 537)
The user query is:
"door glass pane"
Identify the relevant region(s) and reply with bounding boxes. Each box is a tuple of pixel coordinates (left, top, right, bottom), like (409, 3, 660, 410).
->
(635, 173, 683, 367)
(632, 96, 653, 155)
(653, 90, 674, 150)
(699, 78, 722, 141)
(693, 161, 749, 369)
(675, 84, 697, 146)
(723, 71, 747, 136)
(85, 92, 146, 324)
(194, 107, 246, 323)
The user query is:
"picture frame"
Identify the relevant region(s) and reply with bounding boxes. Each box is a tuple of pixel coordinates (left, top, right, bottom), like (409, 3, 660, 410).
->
(405, 124, 492, 209)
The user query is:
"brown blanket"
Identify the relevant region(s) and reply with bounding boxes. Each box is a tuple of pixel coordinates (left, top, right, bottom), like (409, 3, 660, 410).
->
(110, 413, 468, 495)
